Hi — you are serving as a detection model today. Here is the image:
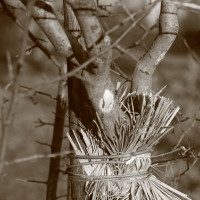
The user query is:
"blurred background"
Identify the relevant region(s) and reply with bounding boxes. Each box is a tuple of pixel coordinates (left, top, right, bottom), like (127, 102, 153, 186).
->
(0, 0, 200, 199)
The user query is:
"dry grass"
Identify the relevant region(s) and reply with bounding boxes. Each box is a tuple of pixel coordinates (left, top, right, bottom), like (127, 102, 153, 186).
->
(66, 91, 191, 199)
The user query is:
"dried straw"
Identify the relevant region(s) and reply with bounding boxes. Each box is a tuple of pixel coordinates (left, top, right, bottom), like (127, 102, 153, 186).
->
(66, 90, 191, 200)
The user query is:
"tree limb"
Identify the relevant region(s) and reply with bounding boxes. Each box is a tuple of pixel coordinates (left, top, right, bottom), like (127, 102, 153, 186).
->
(131, 0, 179, 93)
(0, 0, 35, 174)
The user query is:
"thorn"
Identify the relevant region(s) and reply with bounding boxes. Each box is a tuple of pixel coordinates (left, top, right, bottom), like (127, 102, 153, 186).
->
(35, 140, 52, 148)
(16, 178, 47, 184)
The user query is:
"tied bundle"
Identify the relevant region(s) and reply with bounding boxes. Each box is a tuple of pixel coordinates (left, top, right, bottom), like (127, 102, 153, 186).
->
(66, 91, 191, 200)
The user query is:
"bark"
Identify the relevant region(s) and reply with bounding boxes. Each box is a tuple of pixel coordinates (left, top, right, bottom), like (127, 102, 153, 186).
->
(66, 0, 125, 140)
(30, 0, 72, 57)
(2, 1, 181, 199)
(46, 61, 67, 200)
(131, 0, 179, 93)
(63, 1, 126, 199)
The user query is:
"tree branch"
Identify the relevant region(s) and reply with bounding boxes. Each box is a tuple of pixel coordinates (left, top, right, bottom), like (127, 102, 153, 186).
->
(0, 0, 35, 174)
(30, 0, 72, 57)
(4, 150, 71, 166)
(46, 58, 68, 200)
(1, 0, 63, 69)
(131, 0, 179, 93)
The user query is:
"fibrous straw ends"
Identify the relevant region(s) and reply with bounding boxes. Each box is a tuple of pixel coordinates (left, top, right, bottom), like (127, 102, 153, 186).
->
(66, 91, 191, 200)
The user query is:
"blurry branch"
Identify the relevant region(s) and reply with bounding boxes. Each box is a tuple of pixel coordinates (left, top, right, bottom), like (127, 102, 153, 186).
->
(34, 118, 54, 127)
(4, 0, 25, 9)
(0, 1, 35, 174)
(174, 111, 200, 124)
(179, 36, 200, 66)
(20, 85, 57, 101)
(113, 23, 158, 61)
(16, 178, 47, 184)
(105, 1, 159, 35)
(151, 146, 194, 165)
(131, 0, 179, 93)
(179, 155, 198, 177)
(166, 153, 199, 182)
(129, 24, 158, 49)
(174, 118, 197, 149)
(111, 62, 131, 82)
(175, 1, 200, 13)
(35, 140, 52, 148)
(115, 44, 138, 61)
(34, 118, 69, 128)
(1, 0, 62, 69)
(4, 150, 71, 166)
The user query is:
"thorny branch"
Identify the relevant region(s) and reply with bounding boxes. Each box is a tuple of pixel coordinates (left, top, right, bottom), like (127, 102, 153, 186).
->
(46, 58, 68, 199)
(1, 0, 62, 68)
(1, 0, 200, 199)
(34, 118, 68, 128)
(16, 178, 47, 184)
(20, 85, 57, 101)
(0, 0, 36, 174)
(2, 0, 159, 99)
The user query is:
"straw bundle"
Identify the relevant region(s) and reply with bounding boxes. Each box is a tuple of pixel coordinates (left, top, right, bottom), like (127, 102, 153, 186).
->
(67, 91, 191, 200)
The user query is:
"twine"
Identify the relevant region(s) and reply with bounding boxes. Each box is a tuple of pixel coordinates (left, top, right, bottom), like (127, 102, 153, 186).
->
(66, 91, 191, 199)
(67, 152, 152, 182)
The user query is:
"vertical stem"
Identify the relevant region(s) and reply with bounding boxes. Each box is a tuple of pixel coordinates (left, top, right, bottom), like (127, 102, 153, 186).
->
(63, 2, 87, 199)
(46, 59, 67, 200)
(0, 0, 35, 174)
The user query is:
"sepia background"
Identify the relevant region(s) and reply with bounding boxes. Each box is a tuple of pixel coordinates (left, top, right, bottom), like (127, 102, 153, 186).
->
(0, 0, 200, 199)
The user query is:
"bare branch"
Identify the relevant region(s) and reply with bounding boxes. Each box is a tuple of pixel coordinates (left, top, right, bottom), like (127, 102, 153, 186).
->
(151, 146, 194, 164)
(20, 85, 57, 101)
(35, 141, 51, 148)
(179, 36, 200, 66)
(1, 0, 62, 68)
(30, 0, 72, 57)
(4, 0, 25, 9)
(16, 178, 47, 184)
(0, 0, 35, 174)
(4, 150, 71, 166)
(131, 0, 179, 93)
(34, 118, 54, 128)
(174, 119, 197, 149)
(46, 57, 68, 199)
(175, 1, 200, 12)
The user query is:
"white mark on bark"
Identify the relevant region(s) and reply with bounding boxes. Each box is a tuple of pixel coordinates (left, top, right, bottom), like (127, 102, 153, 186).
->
(103, 35, 110, 45)
(99, 89, 114, 113)
(155, 52, 166, 66)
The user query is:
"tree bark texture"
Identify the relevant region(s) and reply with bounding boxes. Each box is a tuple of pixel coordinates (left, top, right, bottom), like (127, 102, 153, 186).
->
(1, 0, 180, 199)
(131, 0, 179, 93)
(46, 63, 67, 200)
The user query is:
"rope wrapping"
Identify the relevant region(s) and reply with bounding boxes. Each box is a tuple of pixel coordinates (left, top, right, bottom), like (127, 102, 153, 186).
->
(66, 92, 191, 200)
(68, 153, 152, 199)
